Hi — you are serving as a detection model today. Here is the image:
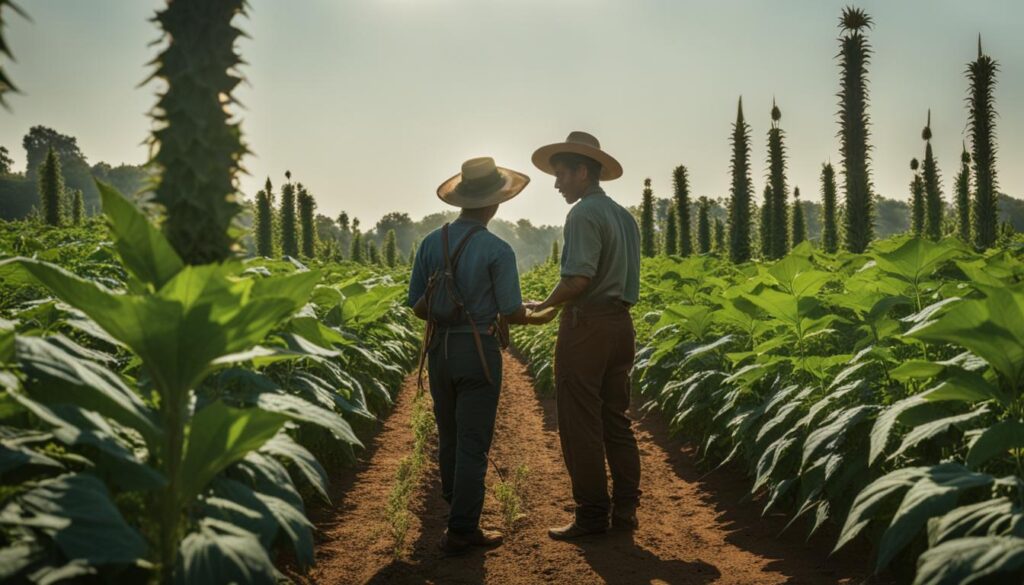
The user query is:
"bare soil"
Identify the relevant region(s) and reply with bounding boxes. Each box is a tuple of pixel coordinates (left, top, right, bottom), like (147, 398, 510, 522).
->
(300, 352, 886, 585)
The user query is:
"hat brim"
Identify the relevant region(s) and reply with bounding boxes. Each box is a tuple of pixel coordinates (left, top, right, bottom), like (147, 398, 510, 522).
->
(531, 142, 623, 181)
(436, 167, 531, 209)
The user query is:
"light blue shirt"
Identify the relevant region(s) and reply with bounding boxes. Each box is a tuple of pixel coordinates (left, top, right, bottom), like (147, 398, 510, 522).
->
(408, 217, 523, 331)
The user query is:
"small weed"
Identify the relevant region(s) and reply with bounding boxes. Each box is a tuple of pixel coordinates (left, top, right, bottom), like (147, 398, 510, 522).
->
(493, 464, 529, 533)
(385, 394, 435, 557)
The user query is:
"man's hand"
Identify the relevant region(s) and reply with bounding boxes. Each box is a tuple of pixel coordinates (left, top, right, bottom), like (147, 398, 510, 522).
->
(525, 306, 559, 325)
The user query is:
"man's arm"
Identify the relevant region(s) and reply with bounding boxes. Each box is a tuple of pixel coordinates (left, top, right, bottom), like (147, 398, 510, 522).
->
(531, 275, 591, 312)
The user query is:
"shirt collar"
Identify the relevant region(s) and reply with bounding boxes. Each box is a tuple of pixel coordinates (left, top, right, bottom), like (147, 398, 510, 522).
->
(582, 184, 605, 198)
(454, 216, 486, 226)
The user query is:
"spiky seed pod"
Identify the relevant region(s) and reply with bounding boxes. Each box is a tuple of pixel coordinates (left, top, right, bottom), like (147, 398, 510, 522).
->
(791, 186, 806, 246)
(672, 165, 693, 256)
(921, 111, 944, 241)
(149, 0, 248, 264)
(297, 184, 317, 257)
(350, 229, 363, 263)
(550, 238, 560, 265)
(820, 163, 839, 254)
(759, 185, 772, 258)
(713, 217, 725, 255)
(665, 207, 678, 256)
(640, 177, 656, 257)
(968, 36, 999, 249)
(766, 100, 789, 259)
(71, 189, 85, 225)
(955, 144, 972, 242)
(38, 147, 63, 227)
(728, 97, 754, 263)
(279, 181, 299, 257)
(254, 189, 274, 257)
(384, 229, 398, 267)
(697, 197, 712, 254)
(910, 159, 925, 236)
(838, 6, 875, 253)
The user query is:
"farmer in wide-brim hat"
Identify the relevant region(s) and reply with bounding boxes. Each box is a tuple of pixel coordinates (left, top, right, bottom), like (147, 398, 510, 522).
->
(528, 131, 643, 540)
(408, 157, 555, 556)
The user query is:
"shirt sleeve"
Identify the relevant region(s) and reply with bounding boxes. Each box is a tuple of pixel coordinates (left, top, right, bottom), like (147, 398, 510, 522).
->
(407, 240, 428, 308)
(490, 244, 523, 315)
(561, 208, 602, 278)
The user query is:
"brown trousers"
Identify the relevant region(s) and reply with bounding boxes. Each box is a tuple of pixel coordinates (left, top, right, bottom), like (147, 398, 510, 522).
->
(554, 304, 642, 529)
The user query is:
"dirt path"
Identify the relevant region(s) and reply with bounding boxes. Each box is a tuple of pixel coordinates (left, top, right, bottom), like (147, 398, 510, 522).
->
(304, 352, 881, 585)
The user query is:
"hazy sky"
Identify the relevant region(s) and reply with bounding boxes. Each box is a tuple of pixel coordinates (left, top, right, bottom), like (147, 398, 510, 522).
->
(3, 0, 1023, 227)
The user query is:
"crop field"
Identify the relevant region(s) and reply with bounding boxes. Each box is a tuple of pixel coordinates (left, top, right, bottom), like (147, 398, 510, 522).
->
(3, 1, 1024, 584)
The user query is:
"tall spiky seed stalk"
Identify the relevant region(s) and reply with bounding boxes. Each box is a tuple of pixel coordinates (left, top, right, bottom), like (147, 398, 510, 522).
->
(697, 197, 712, 254)
(38, 147, 63, 226)
(713, 217, 725, 256)
(149, 0, 248, 264)
(297, 183, 316, 257)
(350, 229, 363, 263)
(550, 239, 560, 265)
(640, 177, 656, 257)
(728, 97, 754, 263)
(767, 99, 789, 258)
(367, 239, 380, 265)
(279, 180, 299, 257)
(665, 207, 678, 256)
(673, 165, 693, 256)
(71, 189, 85, 225)
(820, 162, 839, 253)
(838, 6, 875, 253)
(955, 146, 972, 242)
(791, 186, 806, 246)
(910, 158, 925, 235)
(0, 1, 28, 109)
(384, 229, 398, 267)
(921, 110, 944, 240)
(968, 36, 999, 249)
(255, 178, 275, 256)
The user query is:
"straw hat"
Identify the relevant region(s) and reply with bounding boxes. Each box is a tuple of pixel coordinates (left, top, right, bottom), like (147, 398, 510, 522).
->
(437, 157, 530, 209)
(531, 131, 623, 181)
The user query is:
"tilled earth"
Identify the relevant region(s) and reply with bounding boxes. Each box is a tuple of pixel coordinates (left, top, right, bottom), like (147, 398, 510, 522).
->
(301, 352, 883, 585)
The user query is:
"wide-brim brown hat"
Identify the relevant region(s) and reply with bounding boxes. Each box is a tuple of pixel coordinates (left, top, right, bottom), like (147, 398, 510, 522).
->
(532, 131, 623, 181)
(437, 157, 530, 209)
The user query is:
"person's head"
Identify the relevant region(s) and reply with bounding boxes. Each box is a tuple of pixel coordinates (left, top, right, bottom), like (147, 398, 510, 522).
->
(460, 203, 499, 224)
(550, 152, 602, 204)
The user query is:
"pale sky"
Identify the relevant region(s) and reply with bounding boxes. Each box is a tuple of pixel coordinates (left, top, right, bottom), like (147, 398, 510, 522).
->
(3, 0, 1023, 228)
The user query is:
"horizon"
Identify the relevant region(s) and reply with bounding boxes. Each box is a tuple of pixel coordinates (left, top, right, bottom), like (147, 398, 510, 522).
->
(3, 0, 1023, 228)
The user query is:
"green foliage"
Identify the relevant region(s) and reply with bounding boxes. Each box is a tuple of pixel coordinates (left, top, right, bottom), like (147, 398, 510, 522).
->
(820, 163, 839, 253)
(791, 186, 806, 246)
(911, 158, 925, 235)
(766, 100, 789, 259)
(148, 0, 247, 264)
(968, 37, 999, 250)
(664, 207, 678, 256)
(697, 197, 712, 254)
(673, 165, 693, 256)
(367, 240, 380, 265)
(728, 97, 754, 263)
(297, 184, 316, 258)
(640, 178, 656, 258)
(955, 147, 972, 242)
(384, 229, 398, 268)
(922, 111, 944, 241)
(838, 6, 875, 253)
(38, 147, 63, 227)
(279, 181, 299, 258)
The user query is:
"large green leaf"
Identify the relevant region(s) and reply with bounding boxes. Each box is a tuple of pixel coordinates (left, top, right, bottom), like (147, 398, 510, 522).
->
(180, 401, 287, 503)
(836, 466, 929, 552)
(907, 285, 1024, 389)
(98, 180, 183, 289)
(872, 237, 965, 285)
(0, 473, 147, 565)
(927, 498, 1023, 546)
(175, 519, 277, 585)
(876, 464, 994, 571)
(966, 420, 1024, 469)
(914, 536, 1024, 585)
(15, 335, 160, 446)
(889, 407, 990, 461)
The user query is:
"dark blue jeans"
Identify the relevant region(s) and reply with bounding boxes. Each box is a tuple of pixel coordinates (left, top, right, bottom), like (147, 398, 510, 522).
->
(427, 331, 502, 534)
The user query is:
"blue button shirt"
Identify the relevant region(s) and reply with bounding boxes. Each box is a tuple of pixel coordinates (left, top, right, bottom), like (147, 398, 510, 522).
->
(408, 218, 523, 331)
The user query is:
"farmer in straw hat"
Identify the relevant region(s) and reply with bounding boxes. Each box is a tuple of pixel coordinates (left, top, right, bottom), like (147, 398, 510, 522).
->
(528, 131, 643, 539)
(408, 157, 556, 556)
